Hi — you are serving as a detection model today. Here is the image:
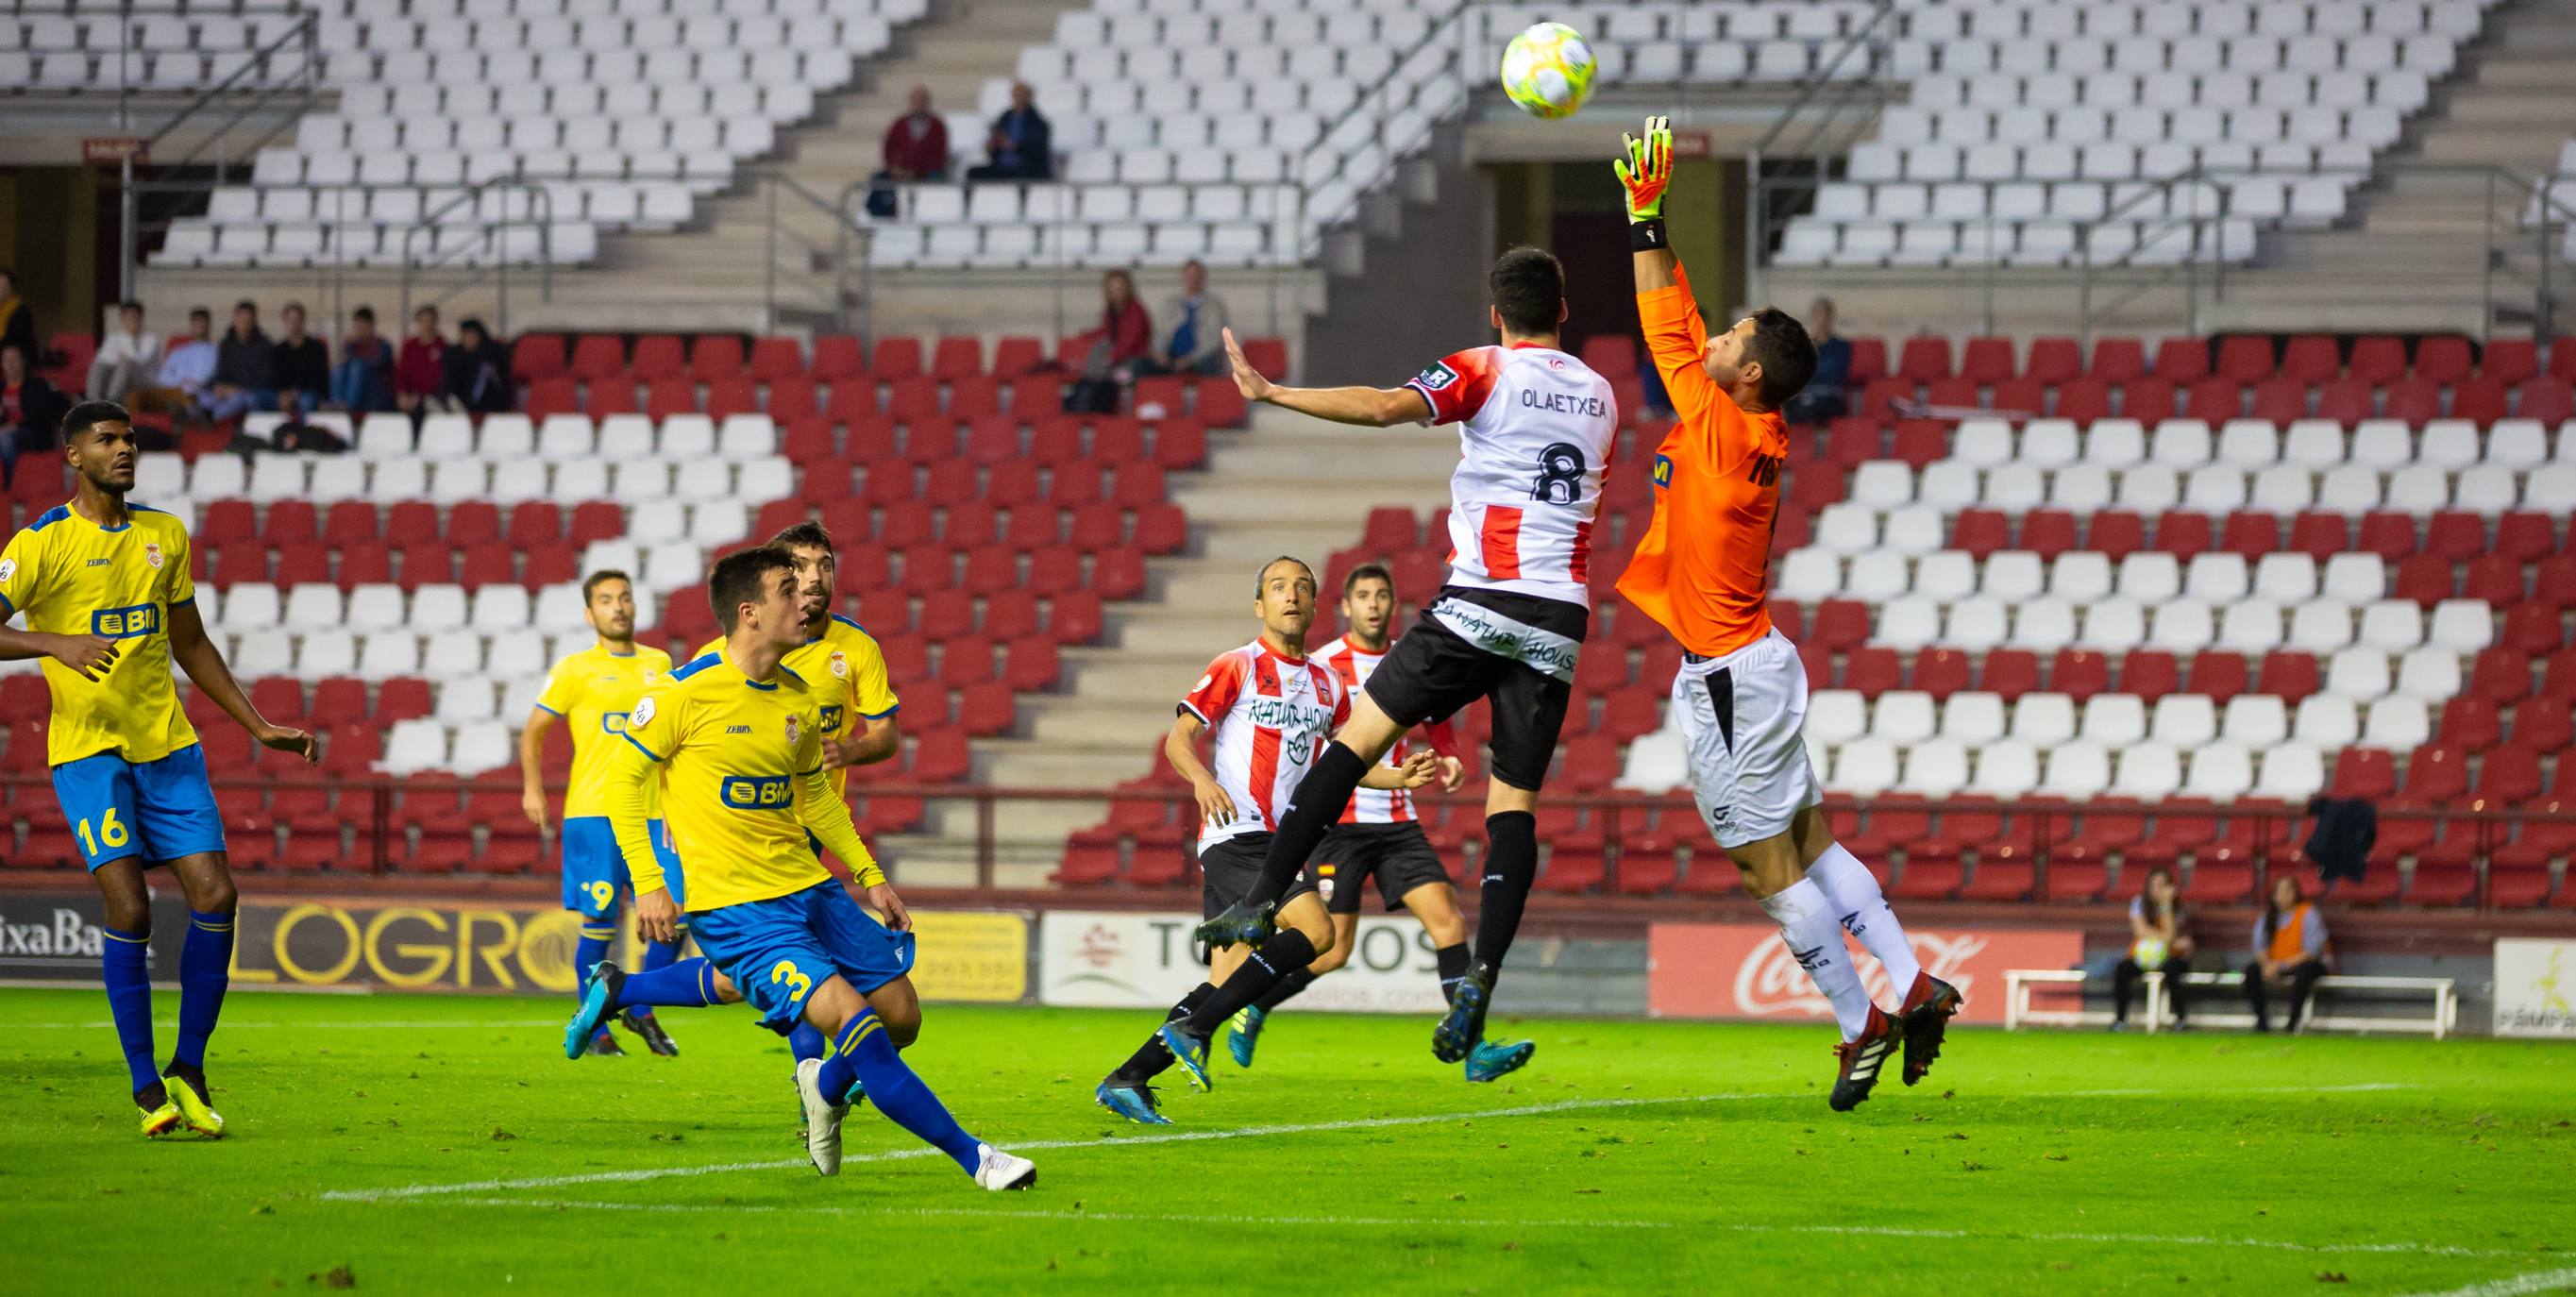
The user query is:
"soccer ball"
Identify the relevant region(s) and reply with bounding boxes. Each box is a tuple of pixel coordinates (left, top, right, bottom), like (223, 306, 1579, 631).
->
(2130, 937, 2169, 972)
(1500, 22, 1597, 120)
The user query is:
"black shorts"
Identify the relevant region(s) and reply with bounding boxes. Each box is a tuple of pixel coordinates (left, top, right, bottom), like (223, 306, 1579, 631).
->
(1363, 585, 1589, 793)
(1312, 822, 1454, 915)
(1195, 833, 1318, 919)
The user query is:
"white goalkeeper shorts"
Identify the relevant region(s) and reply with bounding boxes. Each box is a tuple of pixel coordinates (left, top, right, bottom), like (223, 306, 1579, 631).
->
(1670, 629, 1822, 850)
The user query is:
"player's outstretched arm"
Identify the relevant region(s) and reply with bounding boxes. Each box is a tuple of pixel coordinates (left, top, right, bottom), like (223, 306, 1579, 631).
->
(168, 599, 315, 763)
(517, 707, 555, 830)
(1222, 327, 1431, 428)
(1619, 115, 1679, 293)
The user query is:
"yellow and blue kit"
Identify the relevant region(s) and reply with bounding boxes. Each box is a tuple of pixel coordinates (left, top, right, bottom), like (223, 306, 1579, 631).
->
(533, 641, 686, 916)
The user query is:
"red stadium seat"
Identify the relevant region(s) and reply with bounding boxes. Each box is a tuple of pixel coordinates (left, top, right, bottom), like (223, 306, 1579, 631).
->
(2477, 746, 2546, 802)
(1895, 337, 1952, 381)
(2450, 377, 2509, 426)
(2219, 510, 2280, 558)
(807, 334, 864, 382)
(1912, 648, 1972, 698)
(583, 379, 638, 417)
(2214, 335, 2273, 384)
(705, 377, 761, 421)
(688, 335, 745, 382)
(2185, 650, 2248, 704)
(2248, 377, 2309, 426)
(2052, 377, 2113, 425)
(2120, 376, 2176, 422)
(1048, 591, 1103, 644)
(629, 335, 686, 382)
(884, 376, 940, 424)
(2467, 648, 2534, 704)
(2279, 334, 2340, 384)
(2152, 510, 2213, 560)
(2256, 651, 2319, 703)
(2405, 744, 2468, 799)
(1887, 420, 1948, 469)
(2384, 378, 2444, 428)
(2342, 334, 2406, 385)
(568, 501, 623, 546)
(1959, 336, 2016, 384)
(2085, 511, 2146, 561)
(2501, 605, 2566, 654)
(2514, 699, 2572, 752)
(2151, 337, 2212, 382)
(2465, 555, 2525, 606)
(2312, 377, 2373, 429)
(2184, 377, 2244, 423)
(1238, 337, 1289, 381)
(198, 498, 256, 547)
(2517, 377, 2575, 425)
(2287, 512, 2349, 560)
(2331, 748, 2396, 799)
(2086, 336, 2145, 382)
(525, 375, 580, 420)
(749, 336, 805, 381)
(2481, 337, 2538, 384)
(1889, 850, 1962, 900)
(2019, 510, 2079, 560)
(2493, 512, 2557, 564)
(2437, 696, 2502, 750)
(1980, 648, 2040, 700)
(2049, 648, 2110, 701)
(1809, 599, 1870, 652)
(870, 336, 923, 380)
(2119, 649, 2180, 701)
(568, 334, 624, 382)
(2356, 512, 2419, 561)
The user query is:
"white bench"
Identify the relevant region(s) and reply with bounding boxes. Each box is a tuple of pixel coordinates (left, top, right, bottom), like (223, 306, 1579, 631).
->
(2004, 969, 2459, 1039)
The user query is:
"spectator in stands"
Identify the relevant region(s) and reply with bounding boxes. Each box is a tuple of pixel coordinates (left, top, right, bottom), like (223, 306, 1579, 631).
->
(207, 299, 276, 423)
(330, 305, 395, 413)
(966, 81, 1052, 182)
(441, 317, 514, 413)
(1074, 270, 1153, 402)
(2246, 875, 2331, 1033)
(1784, 296, 1849, 425)
(0, 268, 36, 362)
(883, 85, 951, 183)
(0, 344, 70, 486)
(396, 304, 447, 421)
(269, 300, 329, 418)
(2110, 867, 2195, 1032)
(1146, 260, 1231, 377)
(85, 301, 158, 403)
(129, 307, 217, 424)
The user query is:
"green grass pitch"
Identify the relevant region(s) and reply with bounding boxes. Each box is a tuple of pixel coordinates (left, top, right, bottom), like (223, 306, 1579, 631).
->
(2, 986, 2569, 1295)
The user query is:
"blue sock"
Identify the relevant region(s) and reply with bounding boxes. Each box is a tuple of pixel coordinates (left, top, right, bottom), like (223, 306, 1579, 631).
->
(613, 957, 719, 1009)
(814, 1009, 982, 1174)
(575, 918, 616, 996)
(173, 910, 235, 1072)
(101, 927, 159, 1097)
(631, 927, 686, 1019)
(789, 1020, 829, 1063)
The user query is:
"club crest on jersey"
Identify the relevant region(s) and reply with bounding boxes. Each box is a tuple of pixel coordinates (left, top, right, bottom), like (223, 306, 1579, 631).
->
(829, 652, 850, 679)
(143, 542, 165, 569)
(784, 715, 801, 748)
(1413, 361, 1460, 391)
(630, 697, 656, 730)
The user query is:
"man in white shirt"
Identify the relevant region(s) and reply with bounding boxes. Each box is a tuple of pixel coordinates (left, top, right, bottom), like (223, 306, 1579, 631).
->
(85, 302, 158, 403)
(131, 307, 217, 423)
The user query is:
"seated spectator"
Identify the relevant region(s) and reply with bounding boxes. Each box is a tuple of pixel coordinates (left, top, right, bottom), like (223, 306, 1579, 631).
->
(442, 317, 514, 413)
(130, 307, 218, 423)
(86, 300, 159, 403)
(1085, 269, 1152, 380)
(330, 305, 395, 413)
(0, 267, 36, 362)
(1, 344, 70, 485)
(1147, 260, 1231, 377)
(397, 304, 447, 421)
(1784, 295, 1850, 425)
(269, 300, 329, 417)
(206, 299, 276, 422)
(966, 81, 1052, 182)
(2110, 866, 2195, 1032)
(884, 85, 951, 182)
(2245, 875, 2331, 1033)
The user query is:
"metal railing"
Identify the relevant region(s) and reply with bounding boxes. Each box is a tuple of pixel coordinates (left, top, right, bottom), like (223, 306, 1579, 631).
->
(762, 175, 873, 336)
(1743, 0, 1903, 307)
(4, 777, 2565, 911)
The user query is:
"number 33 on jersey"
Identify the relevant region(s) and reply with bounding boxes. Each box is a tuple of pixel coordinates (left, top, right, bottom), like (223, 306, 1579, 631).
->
(1404, 344, 1620, 606)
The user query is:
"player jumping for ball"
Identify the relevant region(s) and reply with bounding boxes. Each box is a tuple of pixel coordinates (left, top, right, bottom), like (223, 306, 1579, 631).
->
(0, 401, 319, 1137)
(1094, 557, 1440, 1123)
(1614, 116, 1960, 1110)
(1223, 563, 1534, 1084)
(1190, 246, 1620, 1072)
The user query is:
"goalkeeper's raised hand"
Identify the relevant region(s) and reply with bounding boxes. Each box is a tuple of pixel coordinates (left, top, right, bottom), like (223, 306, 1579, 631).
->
(1616, 115, 1674, 224)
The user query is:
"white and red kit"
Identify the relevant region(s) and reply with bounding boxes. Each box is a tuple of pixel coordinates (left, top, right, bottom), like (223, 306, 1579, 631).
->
(1313, 633, 1459, 824)
(1403, 343, 1622, 608)
(1178, 639, 1352, 851)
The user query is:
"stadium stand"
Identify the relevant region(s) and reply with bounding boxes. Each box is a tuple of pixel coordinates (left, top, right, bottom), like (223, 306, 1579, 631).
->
(60, 0, 932, 269)
(0, 328, 1264, 873)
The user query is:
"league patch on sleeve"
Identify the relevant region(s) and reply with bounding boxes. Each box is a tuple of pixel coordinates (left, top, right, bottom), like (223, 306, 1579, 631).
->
(1412, 362, 1459, 392)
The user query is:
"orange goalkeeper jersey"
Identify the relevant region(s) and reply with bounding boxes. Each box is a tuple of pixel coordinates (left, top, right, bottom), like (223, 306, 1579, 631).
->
(1614, 265, 1792, 659)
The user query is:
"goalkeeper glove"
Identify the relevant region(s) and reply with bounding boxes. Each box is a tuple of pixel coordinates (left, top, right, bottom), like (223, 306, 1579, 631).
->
(1615, 115, 1674, 224)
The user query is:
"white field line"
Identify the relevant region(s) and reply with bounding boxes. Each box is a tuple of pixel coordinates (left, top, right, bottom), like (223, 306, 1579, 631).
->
(319, 1083, 2419, 1204)
(2395, 1267, 2576, 1297)
(427, 1196, 2547, 1263)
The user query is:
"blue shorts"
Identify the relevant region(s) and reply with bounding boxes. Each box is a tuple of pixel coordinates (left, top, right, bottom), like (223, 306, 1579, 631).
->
(52, 744, 227, 870)
(691, 880, 917, 1035)
(559, 817, 687, 918)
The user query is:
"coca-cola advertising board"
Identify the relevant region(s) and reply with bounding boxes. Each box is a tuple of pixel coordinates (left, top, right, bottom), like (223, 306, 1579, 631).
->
(1647, 922, 2083, 1025)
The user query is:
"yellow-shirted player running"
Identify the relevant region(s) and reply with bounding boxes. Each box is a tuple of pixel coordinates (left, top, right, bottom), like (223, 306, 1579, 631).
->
(0, 399, 316, 1138)
(693, 518, 905, 1069)
(518, 567, 683, 1057)
(561, 546, 1033, 1188)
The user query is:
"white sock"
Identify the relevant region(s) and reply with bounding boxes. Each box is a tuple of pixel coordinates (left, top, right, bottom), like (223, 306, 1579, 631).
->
(1759, 878, 1874, 1040)
(1807, 842, 1925, 1002)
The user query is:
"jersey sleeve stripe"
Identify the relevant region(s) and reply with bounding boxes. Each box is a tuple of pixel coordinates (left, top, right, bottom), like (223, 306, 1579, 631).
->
(531, 702, 564, 716)
(619, 731, 667, 763)
(858, 703, 900, 718)
(1178, 699, 1213, 726)
(0, 592, 14, 619)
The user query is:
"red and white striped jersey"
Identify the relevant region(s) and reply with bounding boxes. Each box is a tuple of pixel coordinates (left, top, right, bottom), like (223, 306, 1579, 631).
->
(1404, 343, 1620, 608)
(1314, 634, 1459, 825)
(1177, 639, 1352, 849)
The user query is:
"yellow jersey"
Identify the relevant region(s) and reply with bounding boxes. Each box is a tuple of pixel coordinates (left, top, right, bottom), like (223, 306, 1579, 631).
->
(607, 648, 884, 913)
(533, 640, 672, 818)
(697, 613, 898, 800)
(0, 502, 200, 766)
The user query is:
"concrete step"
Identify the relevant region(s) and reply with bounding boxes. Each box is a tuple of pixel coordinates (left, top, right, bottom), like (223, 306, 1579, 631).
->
(1018, 696, 1181, 746)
